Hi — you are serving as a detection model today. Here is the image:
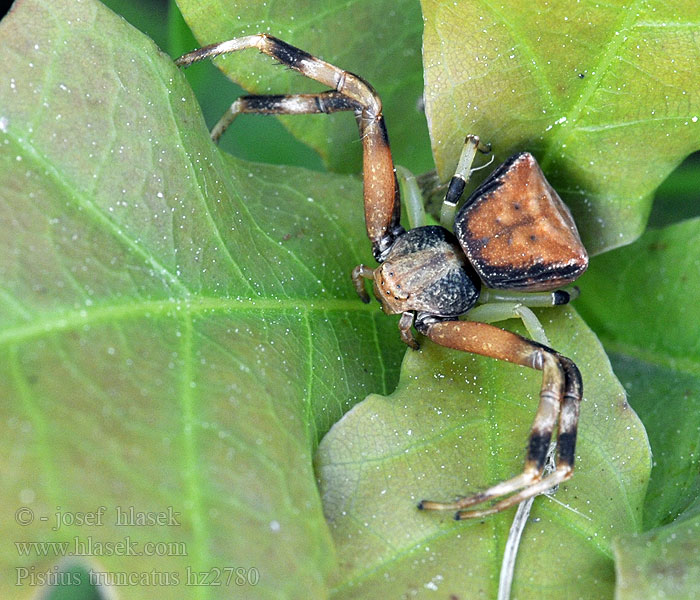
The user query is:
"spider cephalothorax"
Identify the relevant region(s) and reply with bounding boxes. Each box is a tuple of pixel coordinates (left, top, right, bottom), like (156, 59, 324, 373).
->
(177, 35, 588, 519)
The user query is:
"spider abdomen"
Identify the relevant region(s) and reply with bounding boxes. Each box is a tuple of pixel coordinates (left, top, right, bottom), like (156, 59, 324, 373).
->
(455, 153, 588, 291)
(373, 226, 480, 316)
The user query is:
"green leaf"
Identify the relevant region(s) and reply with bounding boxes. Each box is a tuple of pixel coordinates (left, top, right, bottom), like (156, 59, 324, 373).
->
(175, 0, 432, 174)
(316, 308, 651, 598)
(576, 219, 700, 596)
(0, 0, 403, 597)
(422, 0, 700, 254)
(577, 219, 700, 528)
(613, 500, 700, 600)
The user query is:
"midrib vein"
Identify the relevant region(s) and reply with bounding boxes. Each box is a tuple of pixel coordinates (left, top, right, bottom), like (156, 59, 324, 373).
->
(0, 296, 377, 347)
(177, 312, 209, 600)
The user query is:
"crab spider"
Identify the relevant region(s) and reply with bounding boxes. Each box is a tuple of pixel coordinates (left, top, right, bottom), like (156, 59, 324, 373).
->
(176, 35, 588, 520)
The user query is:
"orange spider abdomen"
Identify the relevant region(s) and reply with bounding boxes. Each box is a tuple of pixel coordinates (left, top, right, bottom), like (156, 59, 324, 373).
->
(455, 153, 588, 291)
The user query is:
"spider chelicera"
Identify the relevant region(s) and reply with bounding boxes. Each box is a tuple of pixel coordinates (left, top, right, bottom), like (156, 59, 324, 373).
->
(176, 35, 588, 520)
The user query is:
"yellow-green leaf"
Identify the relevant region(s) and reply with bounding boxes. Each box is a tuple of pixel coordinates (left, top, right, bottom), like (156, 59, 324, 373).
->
(316, 308, 651, 598)
(422, 0, 700, 254)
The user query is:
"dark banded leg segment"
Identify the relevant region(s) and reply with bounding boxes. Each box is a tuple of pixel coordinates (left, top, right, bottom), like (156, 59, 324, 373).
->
(211, 91, 360, 143)
(176, 34, 403, 261)
(440, 135, 491, 228)
(416, 320, 582, 519)
(478, 286, 580, 308)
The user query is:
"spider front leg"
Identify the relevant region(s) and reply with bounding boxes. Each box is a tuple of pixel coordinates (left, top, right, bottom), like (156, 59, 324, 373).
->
(209, 91, 359, 143)
(176, 34, 404, 260)
(440, 134, 492, 228)
(416, 319, 582, 519)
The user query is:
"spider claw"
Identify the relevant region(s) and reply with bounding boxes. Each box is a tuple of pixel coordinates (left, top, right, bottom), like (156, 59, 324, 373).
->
(416, 498, 462, 512)
(455, 506, 498, 520)
(478, 141, 492, 154)
(418, 470, 542, 516)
